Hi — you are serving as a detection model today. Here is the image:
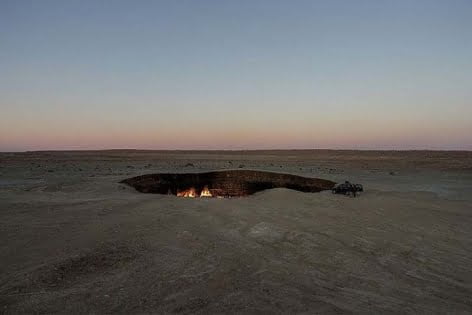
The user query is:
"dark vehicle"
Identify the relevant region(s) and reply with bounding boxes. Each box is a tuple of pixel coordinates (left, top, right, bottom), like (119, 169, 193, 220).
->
(332, 181, 363, 197)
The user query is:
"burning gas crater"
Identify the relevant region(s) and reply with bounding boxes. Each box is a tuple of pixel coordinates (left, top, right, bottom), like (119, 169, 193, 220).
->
(121, 170, 336, 198)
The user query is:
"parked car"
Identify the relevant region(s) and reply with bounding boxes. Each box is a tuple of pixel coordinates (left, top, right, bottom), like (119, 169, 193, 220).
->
(332, 181, 363, 197)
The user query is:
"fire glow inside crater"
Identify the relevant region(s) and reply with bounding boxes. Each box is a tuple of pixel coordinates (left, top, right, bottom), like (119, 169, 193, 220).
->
(121, 170, 336, 198)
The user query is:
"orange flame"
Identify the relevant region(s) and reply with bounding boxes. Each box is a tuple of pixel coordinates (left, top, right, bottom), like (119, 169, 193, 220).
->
(176, 186, 213, 198)
(200, 186, 212, 197)
(177, 187, 197, 198)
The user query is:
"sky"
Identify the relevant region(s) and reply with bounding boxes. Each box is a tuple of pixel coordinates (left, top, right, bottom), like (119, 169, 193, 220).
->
(1, 0, 471, 151)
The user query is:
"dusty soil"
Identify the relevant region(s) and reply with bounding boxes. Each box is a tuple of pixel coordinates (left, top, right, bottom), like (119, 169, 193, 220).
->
(0, 150, 471, 314)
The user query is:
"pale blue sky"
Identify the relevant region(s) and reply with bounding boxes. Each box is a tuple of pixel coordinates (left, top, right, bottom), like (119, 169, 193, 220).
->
(1, 0, 471, 151)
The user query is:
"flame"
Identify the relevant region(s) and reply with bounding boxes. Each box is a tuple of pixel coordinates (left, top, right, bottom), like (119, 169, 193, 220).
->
(200, 186, 212, 197)
(176, 186, 213, 198)
(177, 187, 197, 198)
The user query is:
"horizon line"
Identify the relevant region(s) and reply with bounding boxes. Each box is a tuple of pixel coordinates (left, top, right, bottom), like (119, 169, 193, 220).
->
(2, 148, 471, 153)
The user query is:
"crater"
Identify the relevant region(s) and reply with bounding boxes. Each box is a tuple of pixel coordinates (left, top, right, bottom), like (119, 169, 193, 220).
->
(121, 170, 336, 197)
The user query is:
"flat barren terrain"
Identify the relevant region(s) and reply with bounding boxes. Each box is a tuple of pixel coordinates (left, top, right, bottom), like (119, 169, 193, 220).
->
(1, 150, 471, 313)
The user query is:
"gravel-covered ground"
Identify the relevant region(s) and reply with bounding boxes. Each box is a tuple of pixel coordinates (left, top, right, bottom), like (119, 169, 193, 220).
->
(1, 150, 471, 314)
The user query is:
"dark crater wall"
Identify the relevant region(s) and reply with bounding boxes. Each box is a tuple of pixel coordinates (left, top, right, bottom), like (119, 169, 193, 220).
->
(121, 170, 336, 197)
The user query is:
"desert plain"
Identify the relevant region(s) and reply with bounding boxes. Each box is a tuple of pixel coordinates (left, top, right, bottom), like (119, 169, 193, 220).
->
(0, 150, 471, 314)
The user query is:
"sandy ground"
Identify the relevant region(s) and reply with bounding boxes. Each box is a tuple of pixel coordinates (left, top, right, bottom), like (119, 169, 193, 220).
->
(0, 150, 471, 314)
